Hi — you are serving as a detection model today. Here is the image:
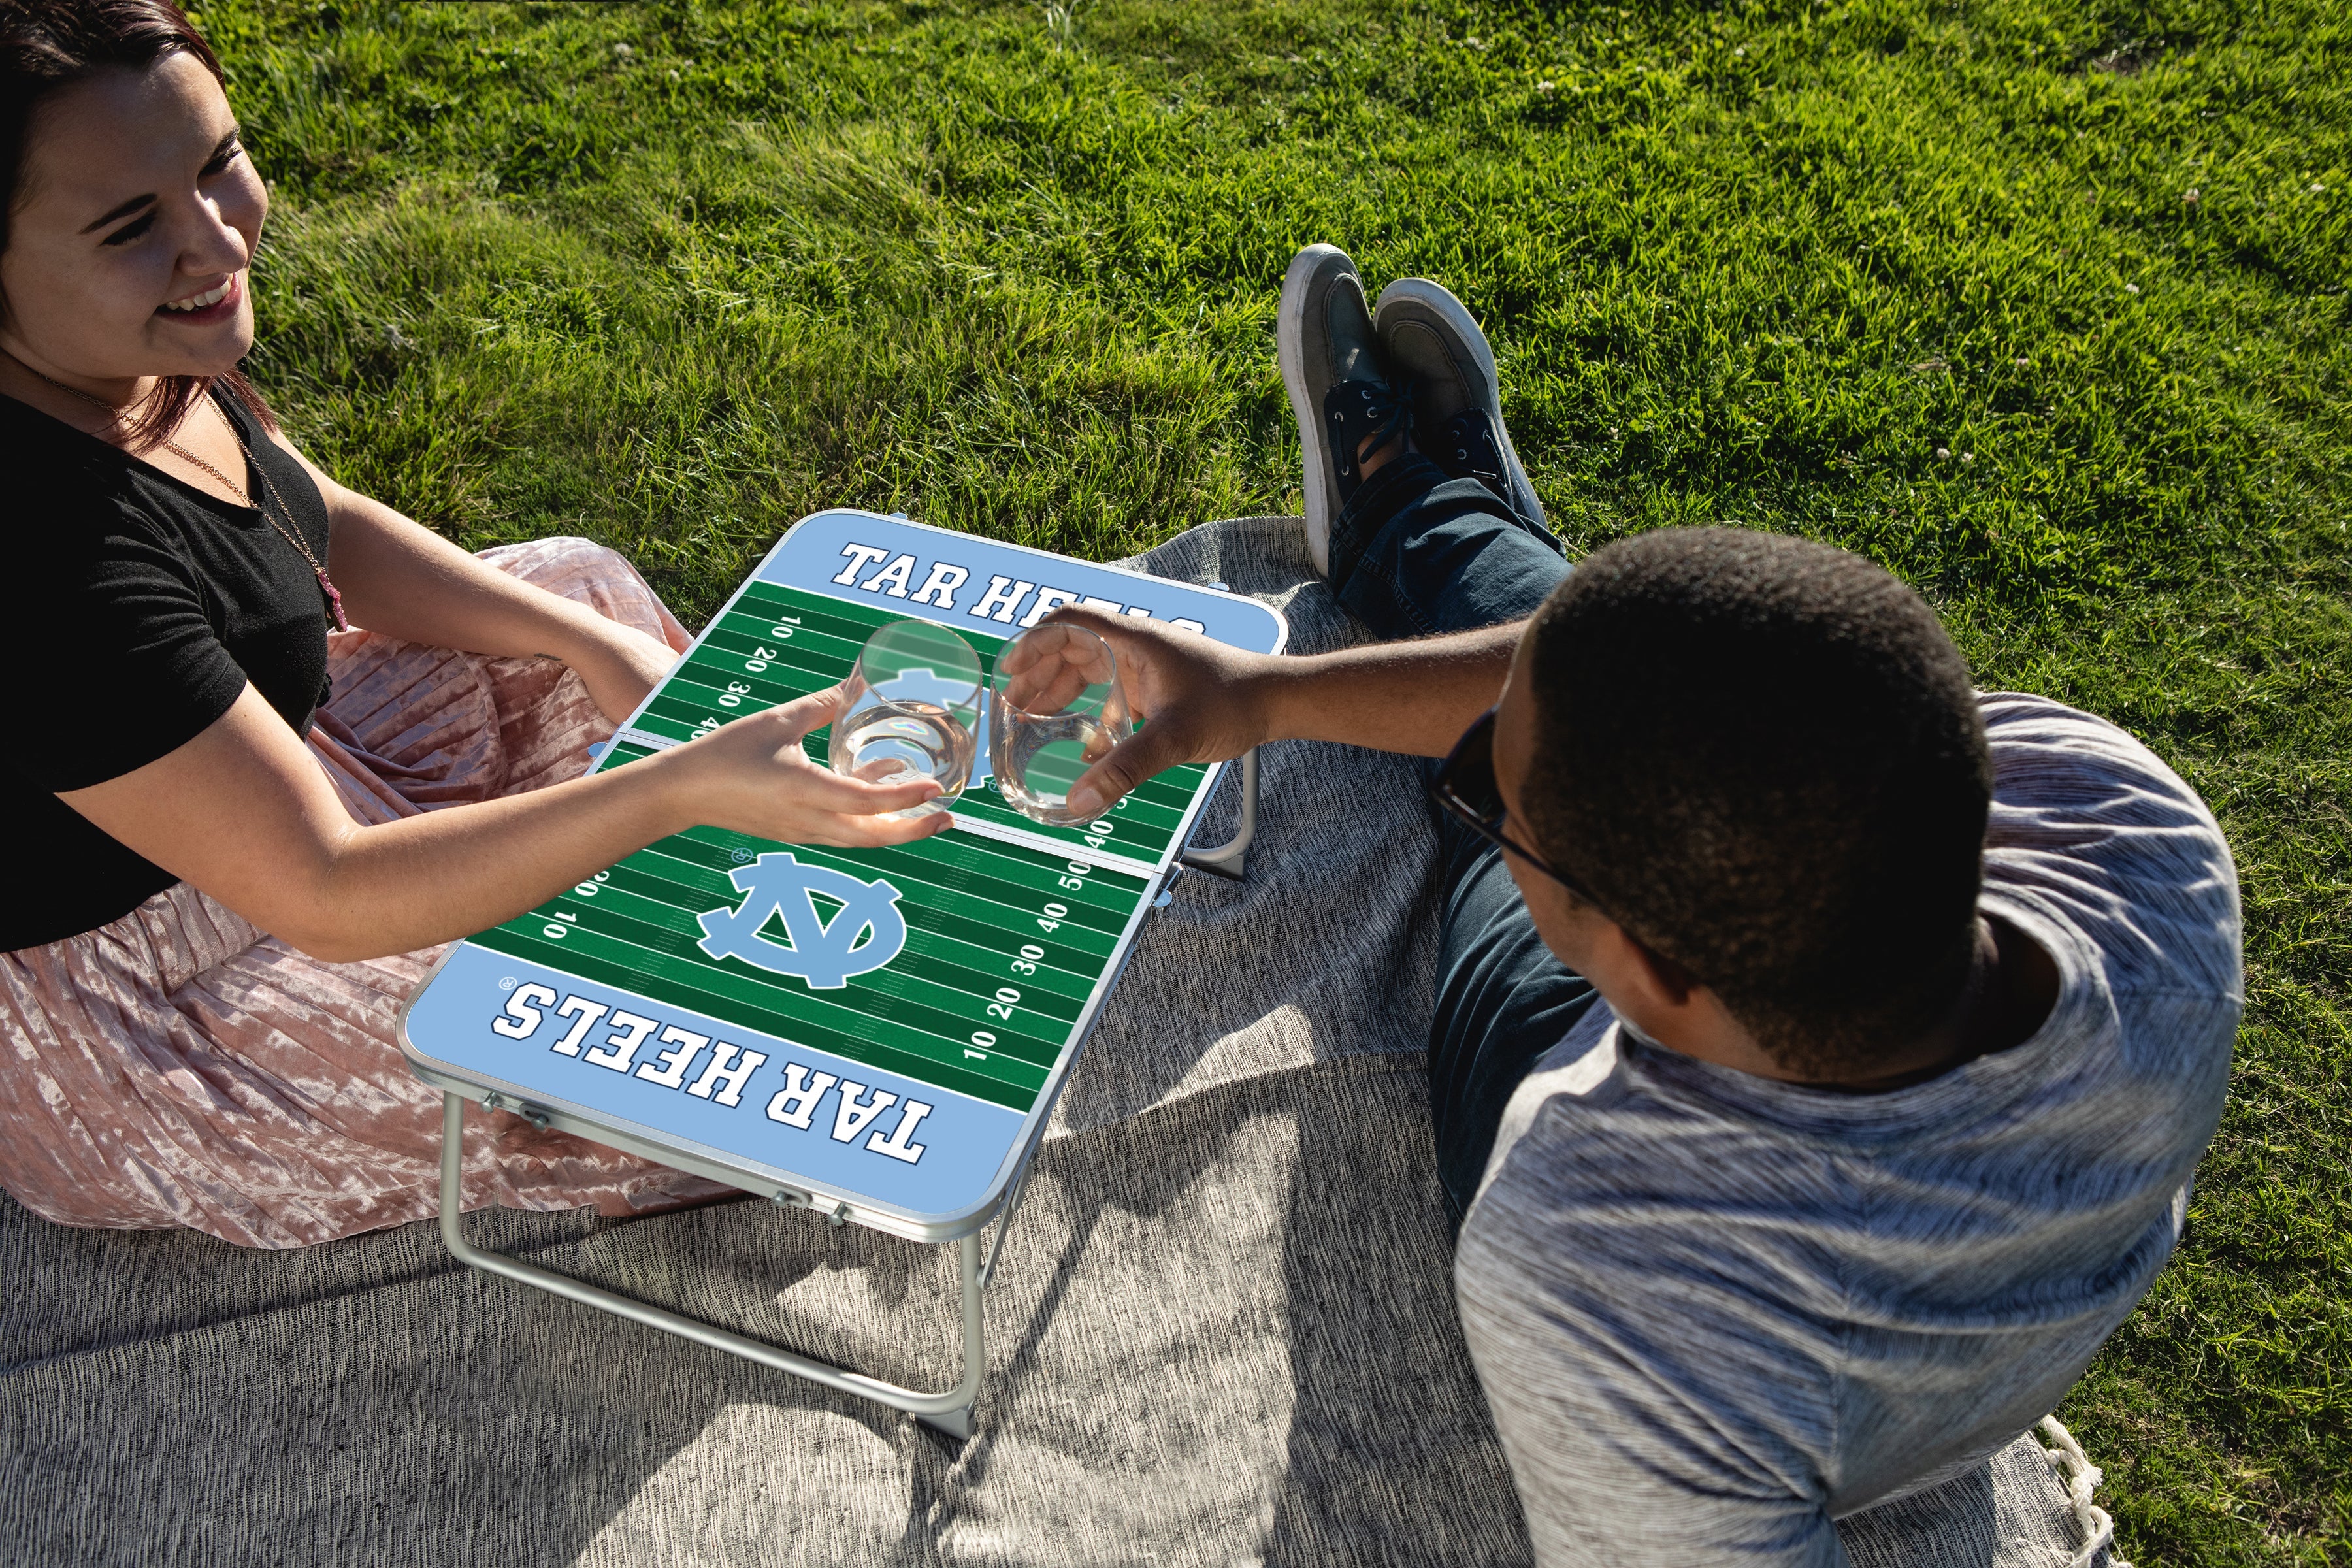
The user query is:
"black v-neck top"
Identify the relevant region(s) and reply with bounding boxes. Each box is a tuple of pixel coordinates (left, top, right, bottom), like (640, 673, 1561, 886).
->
(0, 387, 335, 949)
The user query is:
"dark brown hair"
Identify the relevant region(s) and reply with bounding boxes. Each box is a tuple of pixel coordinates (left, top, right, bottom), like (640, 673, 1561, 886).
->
(1521, 527, 1992, 1079)
(0, 0, 272, 446)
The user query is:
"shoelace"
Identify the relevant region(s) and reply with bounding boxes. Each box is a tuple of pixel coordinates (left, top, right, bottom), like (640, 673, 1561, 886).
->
(1329, 374, 1417, 480)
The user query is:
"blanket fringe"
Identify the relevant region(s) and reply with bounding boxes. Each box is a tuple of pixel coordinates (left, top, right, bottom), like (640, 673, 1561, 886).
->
(2038, 1415, 2131, 1568)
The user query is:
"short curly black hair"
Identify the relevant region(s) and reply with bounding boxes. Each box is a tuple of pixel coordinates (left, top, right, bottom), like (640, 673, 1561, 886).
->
(1519, 527, 1991, 1079)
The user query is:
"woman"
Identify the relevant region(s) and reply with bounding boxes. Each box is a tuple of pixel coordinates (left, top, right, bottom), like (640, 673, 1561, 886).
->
(0, 0, 944, 1247)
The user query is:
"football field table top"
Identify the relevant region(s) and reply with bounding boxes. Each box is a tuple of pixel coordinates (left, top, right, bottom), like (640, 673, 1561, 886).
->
(399, 511, 1288, 1242)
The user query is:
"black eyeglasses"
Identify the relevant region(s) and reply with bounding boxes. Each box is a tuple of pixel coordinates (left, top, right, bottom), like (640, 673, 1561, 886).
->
(1426, 706, 1603, 907)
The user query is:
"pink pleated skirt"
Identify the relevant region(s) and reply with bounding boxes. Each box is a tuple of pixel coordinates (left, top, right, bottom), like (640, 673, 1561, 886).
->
(0, 537, 731, 1249)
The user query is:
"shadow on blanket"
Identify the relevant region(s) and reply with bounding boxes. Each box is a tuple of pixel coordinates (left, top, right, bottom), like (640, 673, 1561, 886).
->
(0, 517, 2106, 1567)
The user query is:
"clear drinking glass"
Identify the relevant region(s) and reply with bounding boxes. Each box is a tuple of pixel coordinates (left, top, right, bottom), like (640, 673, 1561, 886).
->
(826, 619, 985, 817)
(989, 623, 1133, 826)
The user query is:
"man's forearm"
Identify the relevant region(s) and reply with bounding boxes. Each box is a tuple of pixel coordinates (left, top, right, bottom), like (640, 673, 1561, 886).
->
(1255, 620, 1524, 757)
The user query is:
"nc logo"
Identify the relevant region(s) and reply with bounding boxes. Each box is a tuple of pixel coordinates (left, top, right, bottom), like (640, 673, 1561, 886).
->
(696, 852, 907, 989)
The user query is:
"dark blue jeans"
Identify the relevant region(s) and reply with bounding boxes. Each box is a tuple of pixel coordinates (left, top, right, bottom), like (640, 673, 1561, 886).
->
(1329, 456, 1600, 1236)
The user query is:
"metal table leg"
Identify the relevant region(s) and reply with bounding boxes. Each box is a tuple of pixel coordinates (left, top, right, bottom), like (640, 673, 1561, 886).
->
(436, 1093, 983, 1439)
(1180, 747, 1258, 879)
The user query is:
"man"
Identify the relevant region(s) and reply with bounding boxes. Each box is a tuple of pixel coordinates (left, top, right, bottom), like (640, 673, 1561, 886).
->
(1049, 244, 2238, 1564)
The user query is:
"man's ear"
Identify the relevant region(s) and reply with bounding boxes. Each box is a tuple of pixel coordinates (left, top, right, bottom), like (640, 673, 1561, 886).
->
(1616, 926, 1700, 1006)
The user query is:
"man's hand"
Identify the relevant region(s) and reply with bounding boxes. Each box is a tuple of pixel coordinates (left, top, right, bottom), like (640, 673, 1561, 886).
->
(1039, 602, 1527, 817)
(1039, 606, 1281, 819)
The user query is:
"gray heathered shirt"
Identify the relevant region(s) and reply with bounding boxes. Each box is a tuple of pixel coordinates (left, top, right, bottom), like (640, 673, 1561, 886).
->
(1454, 693, 2240, 1566)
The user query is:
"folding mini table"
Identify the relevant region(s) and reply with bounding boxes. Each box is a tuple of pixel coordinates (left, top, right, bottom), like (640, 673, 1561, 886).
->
(398, 510, 1288, 1437)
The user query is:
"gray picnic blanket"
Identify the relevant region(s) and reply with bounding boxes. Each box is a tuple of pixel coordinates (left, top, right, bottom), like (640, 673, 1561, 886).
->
(0, 517, 2109, 1566)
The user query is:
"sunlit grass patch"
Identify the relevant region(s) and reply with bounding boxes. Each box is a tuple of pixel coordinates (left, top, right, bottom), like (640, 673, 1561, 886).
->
(203, 1, 2348, 1559)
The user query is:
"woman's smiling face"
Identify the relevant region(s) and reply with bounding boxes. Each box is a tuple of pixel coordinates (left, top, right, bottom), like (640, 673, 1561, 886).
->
(0, 48, 265, 389)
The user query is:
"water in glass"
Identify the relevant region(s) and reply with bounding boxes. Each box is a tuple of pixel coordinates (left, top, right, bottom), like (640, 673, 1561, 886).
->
(828, 621, 985, 817)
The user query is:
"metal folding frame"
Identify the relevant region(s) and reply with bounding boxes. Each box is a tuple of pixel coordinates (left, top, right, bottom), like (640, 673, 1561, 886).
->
(1178, 749, 1258, 879)
(429, 750, 1258, 1441)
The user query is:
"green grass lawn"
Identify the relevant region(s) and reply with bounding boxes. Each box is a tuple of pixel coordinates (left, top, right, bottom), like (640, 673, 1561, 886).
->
(200, 1, 2346, 1559)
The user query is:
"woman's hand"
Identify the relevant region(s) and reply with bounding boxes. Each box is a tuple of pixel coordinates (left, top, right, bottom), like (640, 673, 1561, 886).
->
(60, 681, 947, 964)
(562, 619, 684, 726)
(648, 685, 953, 848)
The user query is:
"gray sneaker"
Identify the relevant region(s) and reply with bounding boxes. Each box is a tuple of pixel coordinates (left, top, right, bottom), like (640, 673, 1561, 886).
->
(1278, 244, 1407, 575)
(1373, 278, 1552, 540)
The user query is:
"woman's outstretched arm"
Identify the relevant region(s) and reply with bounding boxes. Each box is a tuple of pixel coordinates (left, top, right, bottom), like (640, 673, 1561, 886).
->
(59, 683, 943, 962)
(280, 437, 681, 723)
